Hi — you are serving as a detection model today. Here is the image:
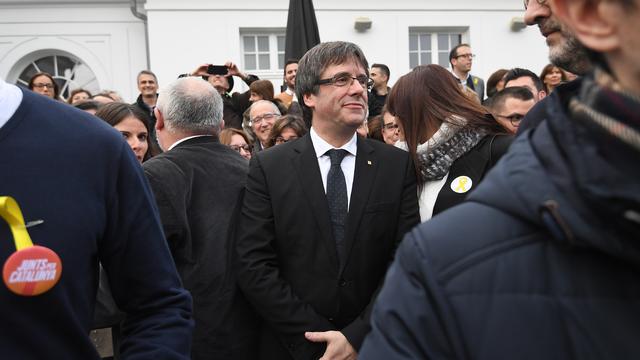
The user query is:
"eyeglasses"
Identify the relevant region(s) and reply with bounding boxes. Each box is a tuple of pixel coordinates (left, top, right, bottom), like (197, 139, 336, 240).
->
(455, 53, 476, 60)
(250, 113, 280, 126)
(495, 113, 526, 127)
(275, 136, 298, 145)
(382, 123, 399, 131)
(230, 144, 252, 153)
(523, 0, 547, 9)
(33, 83, 54, 89)
(316, 72, 374, 90)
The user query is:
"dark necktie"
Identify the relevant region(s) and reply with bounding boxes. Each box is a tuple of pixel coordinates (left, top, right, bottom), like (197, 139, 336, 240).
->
(326, 149, 349, 268)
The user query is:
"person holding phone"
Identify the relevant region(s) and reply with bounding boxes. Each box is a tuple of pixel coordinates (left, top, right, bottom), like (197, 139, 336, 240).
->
(182, 61, 259, 130)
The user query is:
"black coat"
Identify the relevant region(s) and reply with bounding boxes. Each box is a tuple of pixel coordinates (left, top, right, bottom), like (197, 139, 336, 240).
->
(360, 77, 640, 359)
(432, 134, 512, 216)
(223, 75, 258, 129)
(235, 134, 420, 360)
(143, 136, 257, 360)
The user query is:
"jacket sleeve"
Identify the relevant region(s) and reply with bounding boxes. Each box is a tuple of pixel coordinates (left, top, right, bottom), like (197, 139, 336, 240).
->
(100, 144, 193, 359)
(341, 152, 420, 350)
(235, 154, 335, 360)
(230, 74, 259, 116)
(358, 230, 459, 359)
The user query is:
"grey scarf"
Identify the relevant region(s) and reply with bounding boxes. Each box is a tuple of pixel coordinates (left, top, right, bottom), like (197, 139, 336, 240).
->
(414, 121, 485, 181)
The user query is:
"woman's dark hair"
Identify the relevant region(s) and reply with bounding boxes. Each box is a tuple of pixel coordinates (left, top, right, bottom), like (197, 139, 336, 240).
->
(250, 80, 275, 101)
(95, 102, 158, 161)
(387, 64, 504, 187)
(74, 100, 101, 112)
(28, 72, 60, 100)
(219, 128, 251, 146)
(266, 115, 308, 148)
(67, 88, 93, 104)
(486, 69, 509, 98)
(367, 114, 385, 142)
(539, 64, 568, 94)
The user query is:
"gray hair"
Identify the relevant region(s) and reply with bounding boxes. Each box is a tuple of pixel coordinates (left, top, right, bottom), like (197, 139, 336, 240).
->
(296, 41, 369, 119)
(137, 70, 157, 82)
(156, 77, 223, 134)
(248, 100, 281, 121)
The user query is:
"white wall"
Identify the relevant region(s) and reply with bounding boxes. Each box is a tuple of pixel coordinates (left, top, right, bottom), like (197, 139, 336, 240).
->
(0, 0, 552, 100)
(0, 1, 148, 102)
(146, 0, 550, 93)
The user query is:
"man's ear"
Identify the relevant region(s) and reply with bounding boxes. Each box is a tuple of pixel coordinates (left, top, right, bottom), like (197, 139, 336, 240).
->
(220, 119, 225, 130)
(154, 108, 164, 131)
(538, 90, 547, 100)
(303, 93, 316, 109)
(550, 0, 620, 53)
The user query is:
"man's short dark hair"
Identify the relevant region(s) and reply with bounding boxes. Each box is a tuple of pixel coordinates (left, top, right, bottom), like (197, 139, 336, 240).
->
(449, 43, 470, 66)
(503, 68, 545, 93)
(371, 63, 390, 79)
(137, 70, 157, 83)
(489, 86, 535, 113)
(284, 59, 298, 76)
(296, 41, 369, 121)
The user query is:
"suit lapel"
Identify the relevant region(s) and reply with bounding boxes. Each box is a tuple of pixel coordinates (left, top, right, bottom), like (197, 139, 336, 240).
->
(342, 138, 377, 273)
(291, 135, 340, 269)
(433, 144, 487, 216)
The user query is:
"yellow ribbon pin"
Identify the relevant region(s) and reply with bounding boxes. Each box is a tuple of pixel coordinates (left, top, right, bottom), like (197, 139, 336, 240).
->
(0, 197, 34, 251)
(451, 176, 473, 194)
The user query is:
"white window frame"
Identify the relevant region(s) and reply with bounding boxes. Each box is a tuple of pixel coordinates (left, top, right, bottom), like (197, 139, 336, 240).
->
(408, 27, 469, 69)
(240, 29, 286, 74)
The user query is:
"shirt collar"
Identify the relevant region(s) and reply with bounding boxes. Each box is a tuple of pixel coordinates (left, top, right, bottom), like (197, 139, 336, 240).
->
(285, 87, 295, 96)
(310, 127, 358, 159)
(168, 134, 213, 151)
(450, 68, 469, 82)
(0, 78, 23, 130)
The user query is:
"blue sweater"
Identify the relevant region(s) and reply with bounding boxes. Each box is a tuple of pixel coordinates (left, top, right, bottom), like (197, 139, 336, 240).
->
(0, 90, 193, 358)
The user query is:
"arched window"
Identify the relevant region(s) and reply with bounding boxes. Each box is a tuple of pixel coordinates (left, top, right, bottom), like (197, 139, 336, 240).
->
(16, 54, 100, 102)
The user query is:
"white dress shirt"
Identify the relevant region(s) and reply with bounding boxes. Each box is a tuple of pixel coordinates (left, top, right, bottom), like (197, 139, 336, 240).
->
(310, 127, 358, 209)
(395, 140, 448, 222)
(0, 79, 24, 130)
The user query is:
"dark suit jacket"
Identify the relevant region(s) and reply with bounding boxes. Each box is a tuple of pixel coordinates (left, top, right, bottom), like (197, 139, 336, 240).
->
(235, 134, 420, 360)
(143, 136, 257, 360)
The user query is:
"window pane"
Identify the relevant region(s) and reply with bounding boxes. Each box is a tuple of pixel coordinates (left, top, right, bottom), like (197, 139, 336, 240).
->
(421, 52, 431, 65)
(278, 53, 284, 69)
(420, 34, 431, 51)
(244, 54, 256, 70)
(243, 36, 255, 52)
(19, 64, 38, 83)
(258, 36, 269, 52)
(35, 57, 55, 75)
(277, 36, 285, 51)
(409, 34, 418, 51)
(451, 34, 462, 47)
(258, 54, 270, 69)
(438, 52, 449, 68)
(56, 55, 75, 76)
(409, 53, 418, 68)
(438, 34, 449, 50)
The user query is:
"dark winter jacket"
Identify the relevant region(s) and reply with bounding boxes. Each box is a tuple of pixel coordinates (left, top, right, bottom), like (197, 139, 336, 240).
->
(359, 75, 640, 359)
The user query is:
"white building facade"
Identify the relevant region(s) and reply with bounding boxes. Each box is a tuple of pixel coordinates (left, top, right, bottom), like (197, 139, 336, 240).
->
(1, 0, 550, 102)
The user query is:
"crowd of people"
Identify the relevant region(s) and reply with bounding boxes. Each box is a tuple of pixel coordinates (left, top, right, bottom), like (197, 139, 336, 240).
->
(1, 0, 639, 358)
(25, 50, 570, 168)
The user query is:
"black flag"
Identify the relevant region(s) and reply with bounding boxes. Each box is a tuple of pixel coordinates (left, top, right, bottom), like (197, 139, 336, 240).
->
(284, 0, 320, 62)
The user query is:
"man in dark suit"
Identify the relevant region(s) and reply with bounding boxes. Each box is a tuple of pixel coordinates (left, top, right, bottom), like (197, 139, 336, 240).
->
(235, 41, 420, 360)
(143, 77, 256, 360)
